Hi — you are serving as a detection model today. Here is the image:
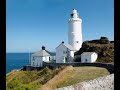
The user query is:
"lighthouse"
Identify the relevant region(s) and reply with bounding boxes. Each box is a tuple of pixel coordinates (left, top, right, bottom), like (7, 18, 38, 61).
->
(68, 9, 82, 51)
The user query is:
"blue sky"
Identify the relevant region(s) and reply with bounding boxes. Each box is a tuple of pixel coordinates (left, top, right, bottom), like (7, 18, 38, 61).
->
(6, 0, 114, 52)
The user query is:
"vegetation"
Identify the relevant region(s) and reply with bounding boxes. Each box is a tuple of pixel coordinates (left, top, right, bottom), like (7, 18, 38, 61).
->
(56, 66, 110, 88)
(39, 66, 74, 90)
(6, 66, 110, 90)
(6, 67, 65, 90)
(99, 37, 110, 44)
(39, 66, 110, 90)
(74, 37, 114, 63)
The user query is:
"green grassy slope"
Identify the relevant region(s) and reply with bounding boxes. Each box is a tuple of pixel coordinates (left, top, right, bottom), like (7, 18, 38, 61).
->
(6, 67, 64, 90)
(56, 66, 110, 88)
(6, 66, 110, 90)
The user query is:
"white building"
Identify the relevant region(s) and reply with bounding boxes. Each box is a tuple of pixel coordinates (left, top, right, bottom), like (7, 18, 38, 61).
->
(56, 42, 76, 63)
(68, 9, 82, 51)
(29, 9, 97, 66)
(81, 52, 98, 63)
(30, 46, 55, 67)
(56, 9, 83, 63)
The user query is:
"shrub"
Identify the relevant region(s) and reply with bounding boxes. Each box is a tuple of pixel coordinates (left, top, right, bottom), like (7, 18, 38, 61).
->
(7, 78, 21, 89)
(100, 37, 110, 44)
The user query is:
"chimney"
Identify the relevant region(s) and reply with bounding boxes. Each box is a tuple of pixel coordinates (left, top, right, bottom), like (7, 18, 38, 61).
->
(62, 41, 64, 44)
(42, 46, 45, 50)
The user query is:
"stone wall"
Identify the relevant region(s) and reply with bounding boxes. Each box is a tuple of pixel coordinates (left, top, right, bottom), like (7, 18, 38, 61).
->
(43, 62, 114, 73)
(25, 62, 114, 73)
(55, 74, 114, 90)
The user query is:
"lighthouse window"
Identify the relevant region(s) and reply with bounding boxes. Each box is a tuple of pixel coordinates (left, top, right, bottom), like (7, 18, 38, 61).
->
(76, 41, 79, 43)
(71, 14, 73, 18)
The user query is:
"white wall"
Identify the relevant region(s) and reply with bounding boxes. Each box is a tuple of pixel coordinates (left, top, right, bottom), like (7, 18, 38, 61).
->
(42, 56, 50, 62)
(56, 44, 75, 63)
(81, 55, 91, 63)
(91, 53, 98, 62)
(81, 53, 98, 63)
(56, 44, 67, 63)
(68, 10, 82, 51)
(50, 56, 56, 61)
(31, 55, 52, 67)
(31, 56, 43, 67)
(69, 51, 75, 62)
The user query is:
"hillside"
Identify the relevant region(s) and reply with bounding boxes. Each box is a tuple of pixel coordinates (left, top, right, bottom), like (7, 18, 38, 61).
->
(6, 66, 110, 90)
(74, 37, 114, 63)
(53, 66, 110, 89)
(6, 67, 65, 90)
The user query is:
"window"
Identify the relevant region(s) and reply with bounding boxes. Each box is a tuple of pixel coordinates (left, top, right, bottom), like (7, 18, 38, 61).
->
(65, 57, 67, 62)
(63, 57, 67, 63)
(33, 62, 34, 66)
(33, 57, 35, 61)
(71, 13, 73, 18)
(76, 41, 79, 43)
(63, 51, 68, 54)
(85, 59, 87, 62)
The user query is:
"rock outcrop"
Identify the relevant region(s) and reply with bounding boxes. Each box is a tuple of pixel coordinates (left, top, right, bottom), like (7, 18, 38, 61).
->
(74, 37, 114, 63)
(55, 74, 114, 90)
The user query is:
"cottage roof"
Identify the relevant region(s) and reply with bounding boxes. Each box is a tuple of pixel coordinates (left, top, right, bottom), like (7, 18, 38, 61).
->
(56, 42, 76, 51)
(46, 50, 56, 56)
(63, 43, 76, 50)
(81, 52, 97, 56)
(32, 50, 50, 57)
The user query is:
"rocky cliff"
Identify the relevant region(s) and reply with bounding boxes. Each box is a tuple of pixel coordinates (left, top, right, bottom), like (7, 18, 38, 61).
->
(74, 37, 114, 63)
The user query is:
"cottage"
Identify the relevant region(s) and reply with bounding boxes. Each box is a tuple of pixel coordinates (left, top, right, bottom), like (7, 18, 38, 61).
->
(56, 41, 76, 63)
(81, 52, 98, 63)
(30, 46, 55, 67)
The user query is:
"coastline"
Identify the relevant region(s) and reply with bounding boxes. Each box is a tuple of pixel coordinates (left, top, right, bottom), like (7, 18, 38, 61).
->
(6, 68, 23, 76)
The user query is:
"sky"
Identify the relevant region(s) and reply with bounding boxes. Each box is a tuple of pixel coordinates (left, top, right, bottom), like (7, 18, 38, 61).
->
(6, 0, 114, 52)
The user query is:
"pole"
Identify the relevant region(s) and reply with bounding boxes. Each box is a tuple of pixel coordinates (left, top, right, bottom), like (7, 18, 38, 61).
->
(29, 48, 30, 65)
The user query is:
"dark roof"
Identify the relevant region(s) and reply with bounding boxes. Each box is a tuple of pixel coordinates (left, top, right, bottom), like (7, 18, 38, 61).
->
(46, 50, 56, 56)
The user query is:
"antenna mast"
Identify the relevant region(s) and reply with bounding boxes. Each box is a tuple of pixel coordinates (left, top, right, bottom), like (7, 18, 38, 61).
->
(29, 48, 30, 65)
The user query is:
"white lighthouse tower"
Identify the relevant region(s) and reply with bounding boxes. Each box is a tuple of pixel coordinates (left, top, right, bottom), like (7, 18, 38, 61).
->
(68, 9, 82, 51)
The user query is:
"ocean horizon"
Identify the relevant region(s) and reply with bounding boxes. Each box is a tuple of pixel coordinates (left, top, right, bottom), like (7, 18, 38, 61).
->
(6, 53, 33, 74)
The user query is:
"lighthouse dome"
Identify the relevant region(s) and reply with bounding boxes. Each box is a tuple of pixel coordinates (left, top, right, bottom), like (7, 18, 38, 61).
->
(72, 9, 77, 14)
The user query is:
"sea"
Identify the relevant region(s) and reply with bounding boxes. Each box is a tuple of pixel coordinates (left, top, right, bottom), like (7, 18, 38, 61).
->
(6, 53, 32, 74)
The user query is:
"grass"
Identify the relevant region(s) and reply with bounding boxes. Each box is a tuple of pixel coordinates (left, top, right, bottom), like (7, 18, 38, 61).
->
(6, 66, 110, 90)
(39, 66, 73, 90)
(6, 67, 65, 90)
(55, 66, 110, 88)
